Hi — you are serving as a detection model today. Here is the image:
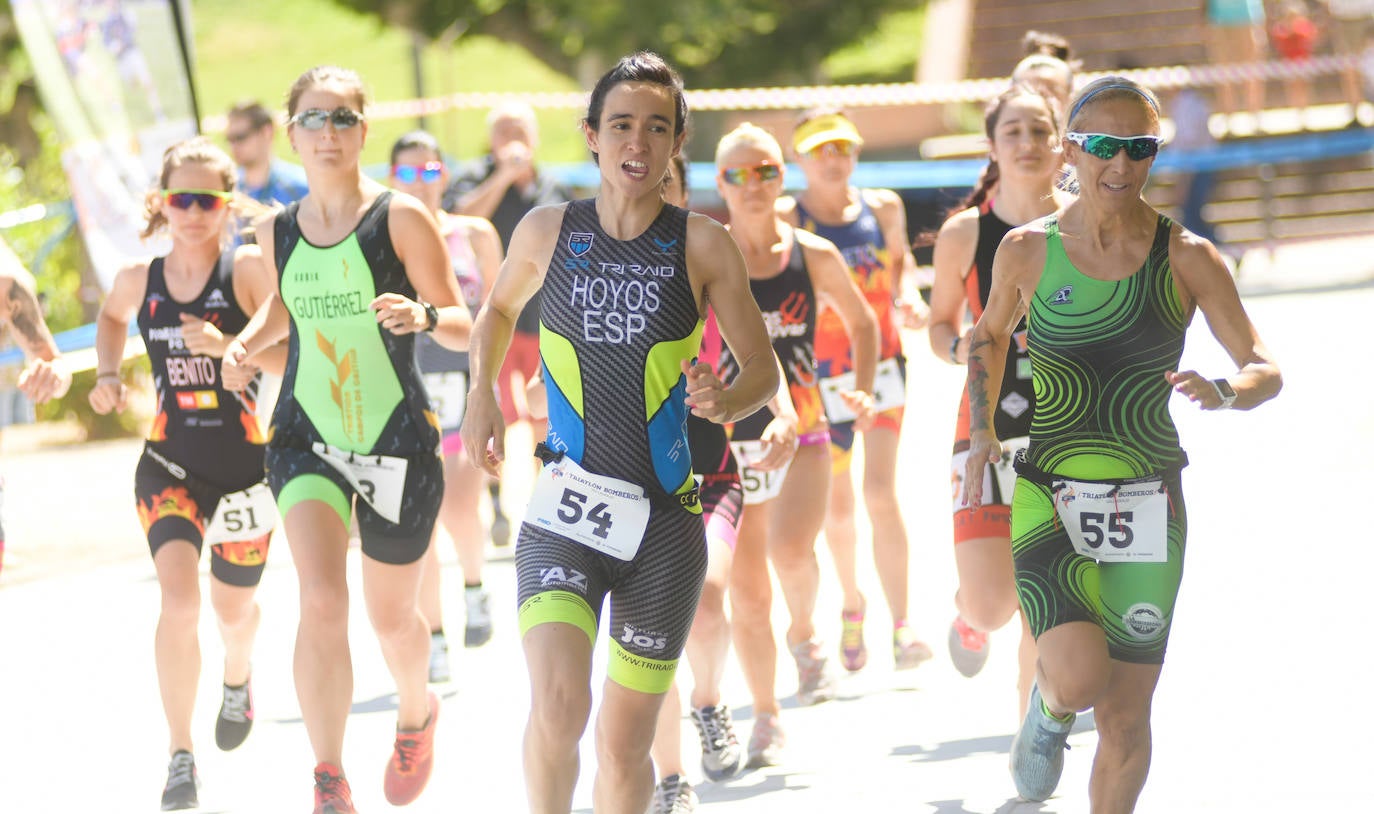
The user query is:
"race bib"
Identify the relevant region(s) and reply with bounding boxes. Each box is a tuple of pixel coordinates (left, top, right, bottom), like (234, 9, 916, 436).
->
(819, 357, 906, 423)
(730, 440, 793, 506)
(952, 435, 1028, 511)
(525, 456, 650, 561)
(1053, 478, 1169, 563)
(310, 443, 409, 525)
(422, 371, 468, 432)
(203, 482, 277, 545)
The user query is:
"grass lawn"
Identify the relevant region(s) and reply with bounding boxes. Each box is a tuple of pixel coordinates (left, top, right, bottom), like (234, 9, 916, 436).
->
(191, 0, 588, 165)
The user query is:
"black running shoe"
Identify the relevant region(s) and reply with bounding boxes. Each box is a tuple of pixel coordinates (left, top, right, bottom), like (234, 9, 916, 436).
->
(161, 750, 199, 811)
(215, 678, 253, 751)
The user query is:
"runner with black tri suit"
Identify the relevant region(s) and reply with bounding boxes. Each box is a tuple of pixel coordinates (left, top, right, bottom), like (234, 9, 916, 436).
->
(88, 137, 279, 812)
(713, 122, 878, 769)
(460, 52, 777, 814)
(222, 66, 471, 814)
(928, 86, 1067, 713)
(963, 77, 1282, 810)
(779, 108, 933, 675)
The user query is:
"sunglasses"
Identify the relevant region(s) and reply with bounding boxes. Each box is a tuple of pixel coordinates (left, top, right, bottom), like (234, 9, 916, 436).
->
(288, 107, 365, 131)
(719, 163, 782, 186)
(1065, 132, 1162, 161)
(805, 140, 856, 159)
(162, 189, 232, 211)
(392, 161, 444, 184)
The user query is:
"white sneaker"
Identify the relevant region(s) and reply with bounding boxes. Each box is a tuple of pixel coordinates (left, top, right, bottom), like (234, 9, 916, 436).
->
(428, 631, 451, 683)
(464, 586, 493, 647)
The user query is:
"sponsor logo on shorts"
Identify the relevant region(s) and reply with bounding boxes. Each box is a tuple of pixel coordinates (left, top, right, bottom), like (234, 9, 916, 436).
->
(1123, 602, 1166, 639)
(539, 566, 588, 591)
(568, 232, 595, 257)
(619, 623, 669, 651)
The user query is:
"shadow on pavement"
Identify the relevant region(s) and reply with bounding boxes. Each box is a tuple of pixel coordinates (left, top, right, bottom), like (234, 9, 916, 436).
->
(894, 712, 1096, 763)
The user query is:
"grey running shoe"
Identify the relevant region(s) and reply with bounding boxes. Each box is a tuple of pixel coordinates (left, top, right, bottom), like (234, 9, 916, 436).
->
(490, 512, 511, 547)
(215, 677, 253, 751)
(789, 640, 836, 705)
(947, 616, 990, 677)
(690, 705, 746, 781)
(651, 774, 698, 813)
(745, 712, 785, 769)
(1010, 683, 1074, 802)
(428, 630, 451, 683)
(894, 624, 934, 671)
(464, 586, 493, 647)
(160, 750, 199, 811)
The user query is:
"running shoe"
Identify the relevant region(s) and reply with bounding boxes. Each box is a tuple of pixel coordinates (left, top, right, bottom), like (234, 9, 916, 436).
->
(215, 677, 253, 751)
(690, 704, 746, 781)
(790, 640, 836, 705)
(947, 616, 991, 678)
(1010, 683, 1074, 802)
(313, 762, 356, 814)
(651, 773, 698, 813)
(383, 690, 440, 805)
(160, 750, 198, 811)
(428, 630, 451, 684)
(464, 586, 493, 647)
(893, 622, 935, 671)
(490, 511, 511, 548)
(745, 712, 785, 769)
(840, 609, 868, 672)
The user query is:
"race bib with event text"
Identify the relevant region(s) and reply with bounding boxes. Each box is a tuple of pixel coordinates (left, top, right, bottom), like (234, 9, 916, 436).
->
(203, 482, 277, 545)
(819, 357, 906, 424)
(310, 443, 409, 525)
(525, 456, 651, 561)
(1052, 478, 1169, 563)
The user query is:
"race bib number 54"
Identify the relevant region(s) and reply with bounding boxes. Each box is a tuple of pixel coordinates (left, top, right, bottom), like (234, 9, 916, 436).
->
(1053, 478, 1169, 563)
(526, 457, 650, 561)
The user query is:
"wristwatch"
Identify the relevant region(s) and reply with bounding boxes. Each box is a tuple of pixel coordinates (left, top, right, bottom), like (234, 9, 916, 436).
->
(1210, 378, 1237, 409)
(421, 302, 439, 333)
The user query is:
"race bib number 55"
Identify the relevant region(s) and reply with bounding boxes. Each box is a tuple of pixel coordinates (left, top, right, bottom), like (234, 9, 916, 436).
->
(526, 457, 650, 561)
(1053, 478, 1169, 563)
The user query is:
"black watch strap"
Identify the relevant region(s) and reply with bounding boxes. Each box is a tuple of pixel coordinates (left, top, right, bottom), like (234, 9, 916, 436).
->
(422, 302, 439, 333)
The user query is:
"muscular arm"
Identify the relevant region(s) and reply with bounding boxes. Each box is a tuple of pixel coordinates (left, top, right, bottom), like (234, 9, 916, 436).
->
(968, 229, 1043, 436)
(0, 239, 70, 402)
(869, 188, 919, 298)
(1168, 227, 1282, 410)
(928, 207, 979, 364)
(232, 215, 291, 358)
(389, 194, 471, 351)
(228, 244, 287, 376)
(689, 215, 778, 423)
(463, 216, 504, 304)
(88, 262, 148, 413)
(460, 205, 560, 473)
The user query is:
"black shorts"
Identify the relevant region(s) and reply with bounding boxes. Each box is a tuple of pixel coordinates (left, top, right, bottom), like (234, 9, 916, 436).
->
(265, 443, 443, 566)
(134, 448, 270, 588)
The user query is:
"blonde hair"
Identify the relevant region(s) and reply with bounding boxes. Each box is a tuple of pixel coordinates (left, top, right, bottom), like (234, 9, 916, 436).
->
(714, 122, 783, 165)
(141, 137, 270, 241)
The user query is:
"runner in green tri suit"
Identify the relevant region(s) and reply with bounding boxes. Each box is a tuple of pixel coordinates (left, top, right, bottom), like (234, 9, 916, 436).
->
(222, 66, 471, 814)
(962, 76, 1282, 812)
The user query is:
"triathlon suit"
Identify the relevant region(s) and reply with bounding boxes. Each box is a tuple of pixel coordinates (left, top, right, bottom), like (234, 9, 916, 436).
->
(416, 221, 484, 457)
(266, 192, 443, 565)
(1011, 214, 1188, 665)
(795, 195, 905, 469)
(718, 229, 827, 505)
(693, 310, 743, 549)
(951, 201, 1036, 543)
(516, 199, 706, 694)
(134, 252, 271, 587)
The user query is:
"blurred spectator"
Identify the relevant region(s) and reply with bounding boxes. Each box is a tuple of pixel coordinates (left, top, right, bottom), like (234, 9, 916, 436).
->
(1325, 1, 1374, 124)
(1205, 0, 1268, 119)
(1270, 1, 1319, 114)
(1171, 86, 1223, 249)
(1022, 29, 1073, 63)
(224, 100, 308, 206)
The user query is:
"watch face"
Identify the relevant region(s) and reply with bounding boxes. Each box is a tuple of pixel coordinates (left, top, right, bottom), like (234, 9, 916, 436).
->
(1215, 379, 1237, 399)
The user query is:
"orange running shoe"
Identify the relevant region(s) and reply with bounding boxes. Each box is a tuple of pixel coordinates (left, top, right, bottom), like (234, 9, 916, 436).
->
(383, 690, 440, 805)
(313, 762, 355, 814)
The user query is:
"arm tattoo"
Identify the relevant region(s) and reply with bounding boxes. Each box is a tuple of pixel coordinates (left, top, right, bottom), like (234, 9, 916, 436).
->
(967, 336, 994, 433)
(5, 279, 59, 360)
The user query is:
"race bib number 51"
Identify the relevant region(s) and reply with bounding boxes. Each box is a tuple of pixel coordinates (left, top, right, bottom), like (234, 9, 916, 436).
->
(526, 457, 650, 561)
(203, 482, 277, 545)
(730, 440, 792, 506)
(1053, 478, 1169, 563)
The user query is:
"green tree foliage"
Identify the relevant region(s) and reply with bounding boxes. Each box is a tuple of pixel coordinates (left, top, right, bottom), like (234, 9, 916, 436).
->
(328, 0, 924, 88)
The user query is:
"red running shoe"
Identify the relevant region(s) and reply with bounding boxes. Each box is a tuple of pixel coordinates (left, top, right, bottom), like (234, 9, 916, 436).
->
(313, 763, 356, 814)
(383, 690, 440, 805)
